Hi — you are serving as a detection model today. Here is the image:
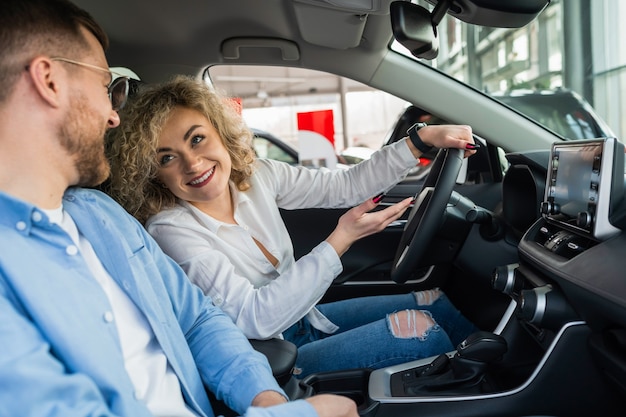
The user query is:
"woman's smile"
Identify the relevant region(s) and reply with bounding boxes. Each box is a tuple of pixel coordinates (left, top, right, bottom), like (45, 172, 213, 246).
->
(188, 167, 215, 187)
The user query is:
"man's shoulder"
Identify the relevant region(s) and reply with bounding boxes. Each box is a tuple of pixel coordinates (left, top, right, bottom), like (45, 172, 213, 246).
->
(65, 187, 116, 202)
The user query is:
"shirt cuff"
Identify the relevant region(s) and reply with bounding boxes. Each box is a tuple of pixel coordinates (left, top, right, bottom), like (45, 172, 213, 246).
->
(226, 364, 287, 413)
(400, 137, 423, 165)
(313, 241, 343, 277)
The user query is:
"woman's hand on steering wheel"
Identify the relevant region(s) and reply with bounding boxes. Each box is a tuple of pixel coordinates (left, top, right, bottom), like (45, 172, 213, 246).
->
(406, 124, 477, 159)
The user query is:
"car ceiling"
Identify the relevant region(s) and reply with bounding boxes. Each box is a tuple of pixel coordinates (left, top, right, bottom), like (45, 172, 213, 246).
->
(73, 0, 396, 84)
(73, 0, 560, 152)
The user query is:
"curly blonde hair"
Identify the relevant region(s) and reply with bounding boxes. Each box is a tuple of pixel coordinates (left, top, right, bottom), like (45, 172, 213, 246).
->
(106, 75, 256, 224)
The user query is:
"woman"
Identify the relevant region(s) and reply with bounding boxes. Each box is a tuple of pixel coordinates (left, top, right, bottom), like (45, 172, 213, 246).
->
(107, 75, 479, 378)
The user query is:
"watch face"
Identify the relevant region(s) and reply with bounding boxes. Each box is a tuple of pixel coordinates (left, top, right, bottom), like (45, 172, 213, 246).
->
(407, 122, 427, 135)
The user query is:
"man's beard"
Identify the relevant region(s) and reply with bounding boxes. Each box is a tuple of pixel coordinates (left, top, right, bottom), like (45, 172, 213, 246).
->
(59, 93, 111, 187)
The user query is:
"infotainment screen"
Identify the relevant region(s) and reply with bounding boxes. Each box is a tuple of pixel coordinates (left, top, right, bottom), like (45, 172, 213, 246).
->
(542, 138, 624, 240)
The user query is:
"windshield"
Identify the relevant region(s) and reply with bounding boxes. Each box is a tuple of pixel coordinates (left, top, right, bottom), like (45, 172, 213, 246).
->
(208, 0, 620, 162)
(393, 0, 617, 141)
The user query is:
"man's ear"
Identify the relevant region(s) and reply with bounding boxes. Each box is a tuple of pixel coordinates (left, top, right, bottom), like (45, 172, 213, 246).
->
(25, 56, 63, 109)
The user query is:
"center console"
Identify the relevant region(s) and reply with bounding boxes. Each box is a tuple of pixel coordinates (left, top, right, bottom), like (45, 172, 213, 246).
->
(295, 271, 616, 416)
(294, 286, 599, 416)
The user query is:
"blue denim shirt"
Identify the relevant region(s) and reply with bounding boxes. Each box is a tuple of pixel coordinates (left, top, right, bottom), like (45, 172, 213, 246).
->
(0, 188, 316, 417)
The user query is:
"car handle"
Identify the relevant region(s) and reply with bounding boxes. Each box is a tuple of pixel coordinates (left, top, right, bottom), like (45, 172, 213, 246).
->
(387, 220, 406, 228)
(378, 201, 415, 207)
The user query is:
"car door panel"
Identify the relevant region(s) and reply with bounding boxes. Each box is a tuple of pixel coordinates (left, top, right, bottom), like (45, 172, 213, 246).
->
(280, 177, 504, 303)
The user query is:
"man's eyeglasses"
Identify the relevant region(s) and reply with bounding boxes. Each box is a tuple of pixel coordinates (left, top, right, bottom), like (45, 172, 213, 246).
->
(51, 57, 130, 111)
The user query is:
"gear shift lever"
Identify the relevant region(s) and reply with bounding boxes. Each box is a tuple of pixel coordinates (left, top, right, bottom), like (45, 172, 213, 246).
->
(404, 331, 507, 395)
(450, 331, 507, 381)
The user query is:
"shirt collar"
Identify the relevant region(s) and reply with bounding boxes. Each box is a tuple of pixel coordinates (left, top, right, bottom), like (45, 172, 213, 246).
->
(231, 181, 251, 206)
(0, 188, 91, 235)
(179, 182, 251, 233)
(0, 191, 51, 234)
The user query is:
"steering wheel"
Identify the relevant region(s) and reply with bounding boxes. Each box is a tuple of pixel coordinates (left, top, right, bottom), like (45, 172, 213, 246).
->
(390, 147, 465, 283)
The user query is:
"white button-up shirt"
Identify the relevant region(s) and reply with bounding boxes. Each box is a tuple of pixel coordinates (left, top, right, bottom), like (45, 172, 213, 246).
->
(147, 139, 418, 340)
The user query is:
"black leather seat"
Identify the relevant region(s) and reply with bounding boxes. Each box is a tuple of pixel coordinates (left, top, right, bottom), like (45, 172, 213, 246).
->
(248, 338, 297, 386)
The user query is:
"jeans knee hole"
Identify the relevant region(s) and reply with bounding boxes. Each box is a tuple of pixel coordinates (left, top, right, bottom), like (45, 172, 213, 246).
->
(388, 310, 434, 339)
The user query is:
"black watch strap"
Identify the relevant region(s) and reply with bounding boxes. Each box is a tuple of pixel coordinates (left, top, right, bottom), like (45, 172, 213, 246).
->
(407, 122, 433, 154)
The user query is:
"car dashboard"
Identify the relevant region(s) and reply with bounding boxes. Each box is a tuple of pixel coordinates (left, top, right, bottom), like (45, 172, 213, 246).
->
(358, 138, 626, 416)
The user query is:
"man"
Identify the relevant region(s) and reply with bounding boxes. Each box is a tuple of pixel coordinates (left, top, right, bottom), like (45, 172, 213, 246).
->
(0, 1, 357, 416)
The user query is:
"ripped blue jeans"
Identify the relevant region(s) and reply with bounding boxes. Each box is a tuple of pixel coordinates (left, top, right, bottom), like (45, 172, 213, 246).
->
(282, 289, 478, 378)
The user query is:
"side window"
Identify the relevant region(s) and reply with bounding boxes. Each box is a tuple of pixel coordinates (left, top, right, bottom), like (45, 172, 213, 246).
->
(252, 136, 298, 165)
(205, 64, 410, 169)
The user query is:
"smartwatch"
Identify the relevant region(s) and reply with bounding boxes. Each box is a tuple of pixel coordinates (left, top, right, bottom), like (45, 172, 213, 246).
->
(406, 122, 433, 154)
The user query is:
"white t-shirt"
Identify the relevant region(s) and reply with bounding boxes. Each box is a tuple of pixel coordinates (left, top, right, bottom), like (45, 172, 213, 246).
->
(45, 207, 197, 417)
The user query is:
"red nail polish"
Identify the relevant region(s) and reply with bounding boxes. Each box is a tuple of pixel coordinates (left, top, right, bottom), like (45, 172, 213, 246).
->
(372, 193, 385, 204)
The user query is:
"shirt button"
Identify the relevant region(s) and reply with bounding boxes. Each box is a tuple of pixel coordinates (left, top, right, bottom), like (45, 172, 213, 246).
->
(213, 296, 223, 305)
(32, 211, 43, 222)
(123, 281, 131, 290)
(103, 311, 114, 323)
(16, 221, 26, 231)
(66, 245, 78, 256)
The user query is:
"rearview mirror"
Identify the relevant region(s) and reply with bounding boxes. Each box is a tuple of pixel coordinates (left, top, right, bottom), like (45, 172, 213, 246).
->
(390, 1, 439, 60)
(390, 0, 550, 61)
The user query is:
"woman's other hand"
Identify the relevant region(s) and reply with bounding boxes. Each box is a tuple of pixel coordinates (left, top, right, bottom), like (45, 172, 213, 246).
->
(326, 196, 413, 257)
